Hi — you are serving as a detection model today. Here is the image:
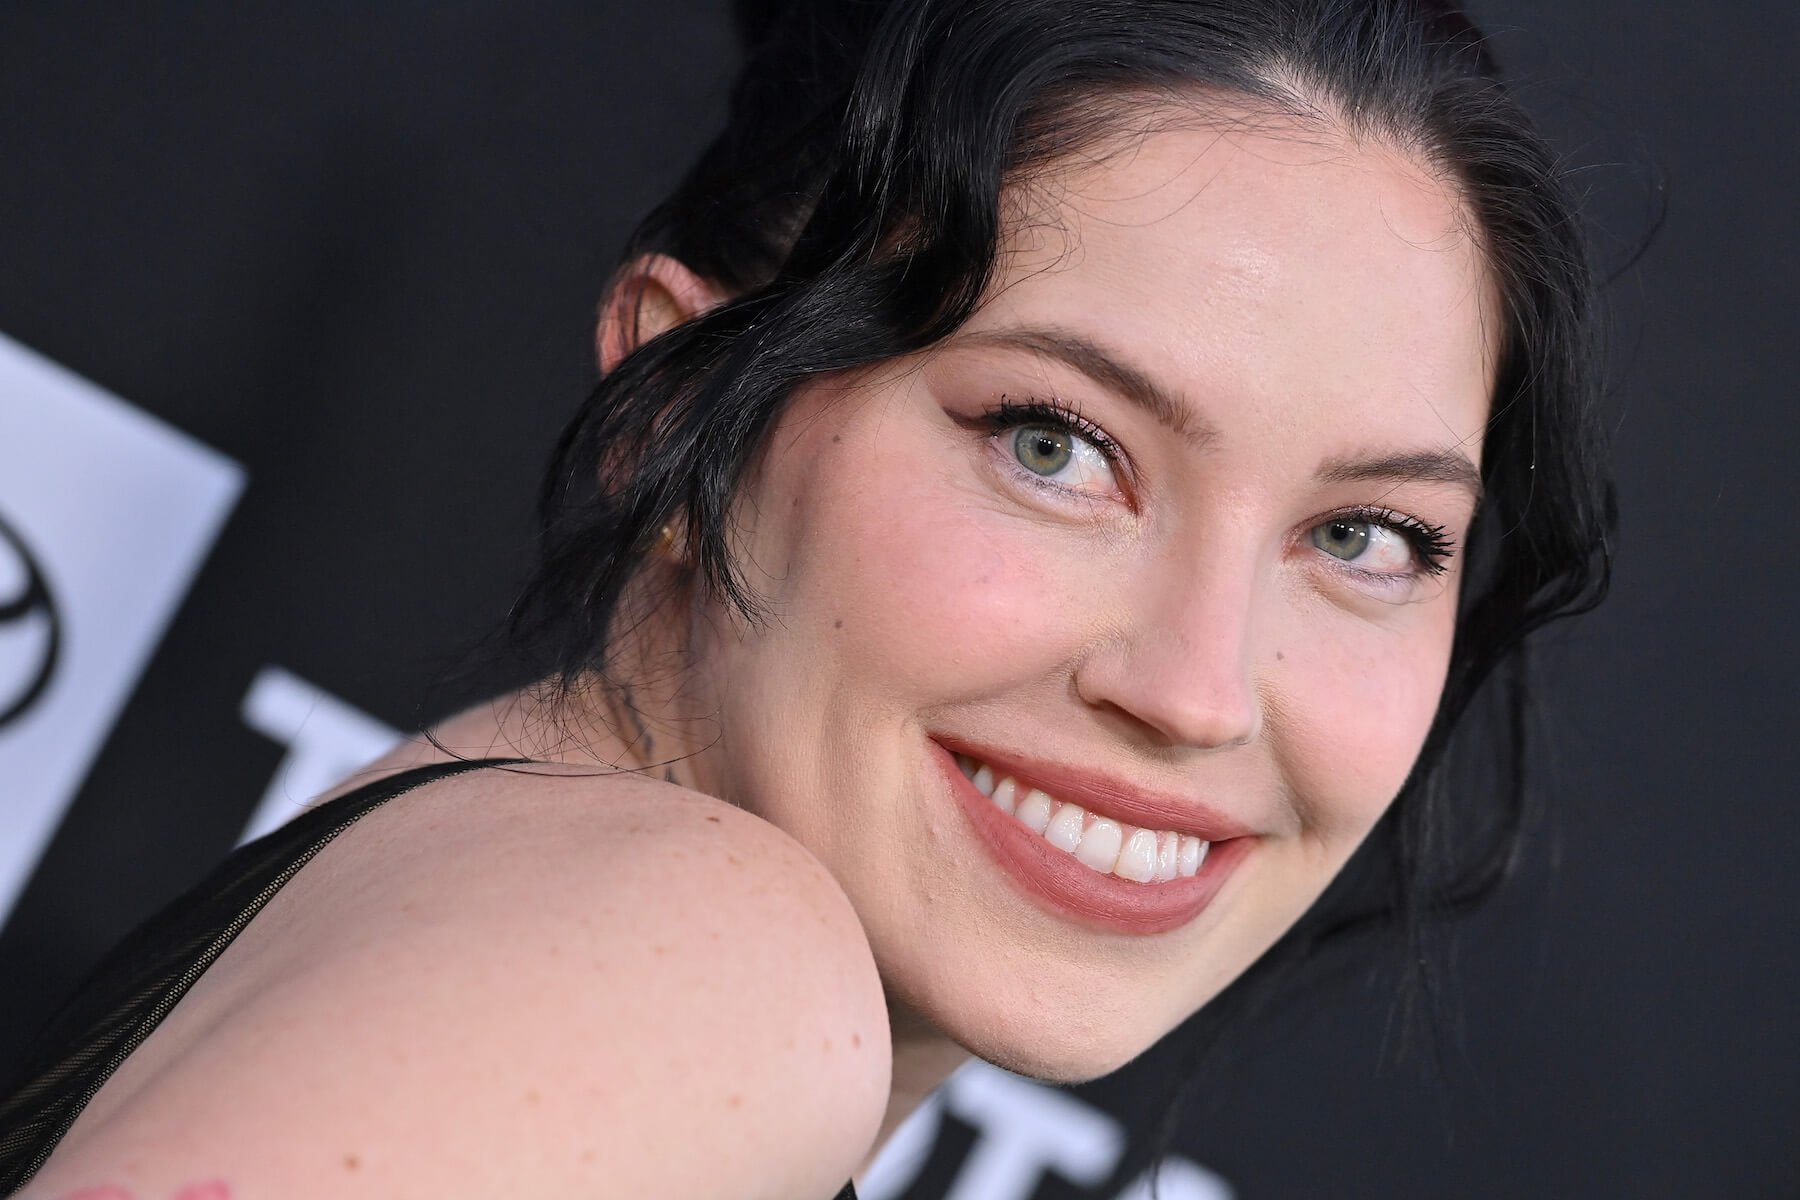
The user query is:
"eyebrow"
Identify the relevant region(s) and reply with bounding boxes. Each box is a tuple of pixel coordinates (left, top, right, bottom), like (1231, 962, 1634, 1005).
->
(1315, 449, 1484, 504)
(956, 325, 1217, 446)
(958, 323, 1484, 503)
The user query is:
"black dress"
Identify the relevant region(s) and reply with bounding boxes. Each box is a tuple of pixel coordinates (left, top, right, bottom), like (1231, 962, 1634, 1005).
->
(0, 758, 859, 1200)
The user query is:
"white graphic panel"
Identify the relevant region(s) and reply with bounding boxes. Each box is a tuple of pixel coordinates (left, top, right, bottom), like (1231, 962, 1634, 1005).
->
(0, 332, 244, 925)
(239, 666, 399, 844)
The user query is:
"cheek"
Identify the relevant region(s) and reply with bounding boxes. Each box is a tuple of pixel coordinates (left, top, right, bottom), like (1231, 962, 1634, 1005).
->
(1275, 612, 1456, 840)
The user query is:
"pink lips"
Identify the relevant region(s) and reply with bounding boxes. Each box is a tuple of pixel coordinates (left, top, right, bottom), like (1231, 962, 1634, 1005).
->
(929, 738, 1256, 936)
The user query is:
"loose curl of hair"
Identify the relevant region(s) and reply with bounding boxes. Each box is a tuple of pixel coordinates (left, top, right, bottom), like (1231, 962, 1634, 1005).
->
(511, 0, 1615, 1176)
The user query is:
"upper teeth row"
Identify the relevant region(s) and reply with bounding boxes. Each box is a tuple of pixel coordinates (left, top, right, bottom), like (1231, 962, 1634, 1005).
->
(957, 755, 1210, 884)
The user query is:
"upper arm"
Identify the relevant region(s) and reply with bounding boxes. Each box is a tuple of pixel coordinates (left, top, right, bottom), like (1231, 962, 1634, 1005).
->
(27, 772, 891, 1200)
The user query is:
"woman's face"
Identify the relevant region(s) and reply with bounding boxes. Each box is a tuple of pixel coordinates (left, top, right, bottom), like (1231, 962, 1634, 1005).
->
(683, 113, 1497, 1081)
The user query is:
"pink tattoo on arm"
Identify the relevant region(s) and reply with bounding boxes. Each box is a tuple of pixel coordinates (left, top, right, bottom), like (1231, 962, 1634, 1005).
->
(172, 1183, 232, 1200)
(56, 1181, 231, 1200)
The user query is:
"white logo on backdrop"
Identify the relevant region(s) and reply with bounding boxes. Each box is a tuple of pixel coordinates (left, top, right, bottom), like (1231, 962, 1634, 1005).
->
(0, 332, 243, 928)
(0, 510, 60, 729)
(861, 1061, 1235, 1200)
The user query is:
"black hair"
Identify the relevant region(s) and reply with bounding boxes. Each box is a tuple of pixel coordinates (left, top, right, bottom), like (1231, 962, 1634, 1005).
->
(511, 0, 1615, 1183)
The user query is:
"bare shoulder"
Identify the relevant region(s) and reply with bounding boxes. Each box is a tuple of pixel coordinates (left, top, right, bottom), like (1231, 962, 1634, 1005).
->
(30, 764, 891, 1200)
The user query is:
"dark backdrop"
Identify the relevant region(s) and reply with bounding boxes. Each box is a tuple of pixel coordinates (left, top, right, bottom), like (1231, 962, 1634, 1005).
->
(0, 4, 1793, 1197)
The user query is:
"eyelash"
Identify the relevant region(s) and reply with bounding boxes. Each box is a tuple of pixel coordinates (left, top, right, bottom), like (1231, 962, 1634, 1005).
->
(972, 395, 1456, 578)
(1319, 507, 1458, 578)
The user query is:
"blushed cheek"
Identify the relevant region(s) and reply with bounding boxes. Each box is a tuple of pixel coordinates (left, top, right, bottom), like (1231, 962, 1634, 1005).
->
(761, 406, 1086, 708)
(1284, 632, 1454, 842)
(816, 504, 1076, 703)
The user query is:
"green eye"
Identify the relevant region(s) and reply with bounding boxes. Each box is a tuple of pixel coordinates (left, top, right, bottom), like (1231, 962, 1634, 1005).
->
(1311, 519, 1371, 560)
(1013, 426, 1074, 476)
(981, 400, 1123, 500)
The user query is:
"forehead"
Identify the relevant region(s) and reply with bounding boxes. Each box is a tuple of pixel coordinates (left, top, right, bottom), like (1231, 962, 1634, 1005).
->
(970, 111, 1500, 458)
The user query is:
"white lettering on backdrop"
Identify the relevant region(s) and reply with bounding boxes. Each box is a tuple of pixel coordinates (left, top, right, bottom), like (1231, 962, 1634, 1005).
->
(860, 1061, 1235, 1200)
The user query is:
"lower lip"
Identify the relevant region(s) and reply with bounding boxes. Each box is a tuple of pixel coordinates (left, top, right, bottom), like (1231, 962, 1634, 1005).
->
(929, 740, 1255, 937)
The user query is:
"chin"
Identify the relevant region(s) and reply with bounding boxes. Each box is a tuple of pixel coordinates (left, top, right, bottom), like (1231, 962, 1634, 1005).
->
(975, 1039, 1140, 1087)
(917, 974, 1184, 1086)
(957, 1010, 1167, 1085)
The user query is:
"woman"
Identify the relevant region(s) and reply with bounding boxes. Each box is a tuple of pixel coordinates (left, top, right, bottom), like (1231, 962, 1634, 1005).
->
(0, 0, 1613, 1196)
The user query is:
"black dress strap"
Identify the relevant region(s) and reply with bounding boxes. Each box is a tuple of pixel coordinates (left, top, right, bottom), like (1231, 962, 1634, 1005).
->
(0, 756, 525, 1193)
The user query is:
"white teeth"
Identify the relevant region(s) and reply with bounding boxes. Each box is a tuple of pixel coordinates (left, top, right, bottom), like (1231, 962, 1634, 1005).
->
(1074, 817, 1123, 871)
(1016, 789, 1054, 833)
(958, 754, 1214, 886)
(1154, 831, 1180, 883)
(1044, 801, 1086, 853)
(1113, 829, 1159, 882)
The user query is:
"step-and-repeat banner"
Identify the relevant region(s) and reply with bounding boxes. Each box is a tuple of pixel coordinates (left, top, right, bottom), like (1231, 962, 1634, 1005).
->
(1, 3, 1793, 1196)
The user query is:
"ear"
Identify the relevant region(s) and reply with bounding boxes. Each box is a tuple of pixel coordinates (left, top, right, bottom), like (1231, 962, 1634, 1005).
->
(596, 254, 726, 373)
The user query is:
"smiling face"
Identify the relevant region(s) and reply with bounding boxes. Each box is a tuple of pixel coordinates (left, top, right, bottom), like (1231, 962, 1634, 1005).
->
(673, 110, 1498, 1082)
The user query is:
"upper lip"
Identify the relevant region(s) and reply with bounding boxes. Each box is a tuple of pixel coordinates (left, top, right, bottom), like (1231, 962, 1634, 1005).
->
(934, 734, 1260, 843)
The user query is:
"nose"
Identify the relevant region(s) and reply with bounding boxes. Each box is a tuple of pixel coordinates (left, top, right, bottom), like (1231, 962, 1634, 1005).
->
(1073, 560, 1266, 752)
